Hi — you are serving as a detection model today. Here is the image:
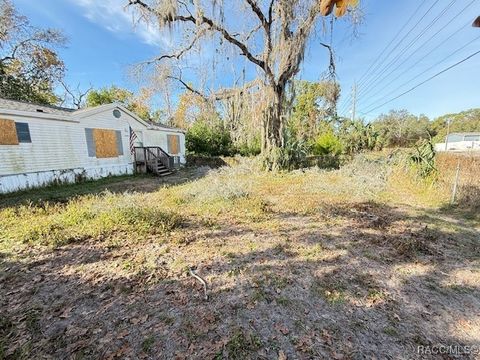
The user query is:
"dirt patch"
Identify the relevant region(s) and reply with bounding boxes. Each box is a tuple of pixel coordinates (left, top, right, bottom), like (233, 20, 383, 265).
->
(1, 163, 479, 359)
(1, 203, 479, 359)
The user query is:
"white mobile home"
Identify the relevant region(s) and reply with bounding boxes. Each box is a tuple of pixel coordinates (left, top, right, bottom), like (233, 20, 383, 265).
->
(0, 98, 185, 193)
(435, 132, 480, 152)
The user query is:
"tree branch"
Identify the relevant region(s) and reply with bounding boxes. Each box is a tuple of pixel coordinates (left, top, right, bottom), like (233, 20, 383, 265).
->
(244, 0, 275, 70)
(278, 0, 322, 86)
(320, 42, 336, 77)
(267, 0, 275, 24)
(244, 0, 269, 29)
(242, 23, 262, 42)
(168, 75, 208, 101)
(128, 0, 275, 83)
(60, 80, 92, 109)
(169, 74, 261, 102)
(143, 31, 202, 65)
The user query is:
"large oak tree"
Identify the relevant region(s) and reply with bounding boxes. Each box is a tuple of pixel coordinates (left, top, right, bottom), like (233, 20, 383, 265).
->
(128, 0, 358, 166)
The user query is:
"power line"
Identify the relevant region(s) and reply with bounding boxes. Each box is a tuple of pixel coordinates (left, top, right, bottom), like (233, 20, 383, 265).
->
(355, 0, 430, 86)
(359, 20, 472, 107)
(362, 35, 480, 111)
(357, 0, 458, 101)
(358, 0, 475, 107)
(360, 49, 480, 116)
(339, 0, 431, 114)
(351, 82, 357, 121)
(355, 0, 442, 93)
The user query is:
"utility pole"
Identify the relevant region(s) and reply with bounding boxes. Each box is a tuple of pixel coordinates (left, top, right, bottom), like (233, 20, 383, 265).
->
(351, 82, 357, 122)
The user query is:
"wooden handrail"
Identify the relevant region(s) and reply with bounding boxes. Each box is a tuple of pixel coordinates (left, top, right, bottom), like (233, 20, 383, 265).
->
(134, 146, 180, 172)
(145, 147, 170, 169)
(143, 146, 171, 159)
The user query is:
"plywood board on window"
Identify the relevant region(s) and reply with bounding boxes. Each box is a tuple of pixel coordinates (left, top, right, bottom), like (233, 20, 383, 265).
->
(0, 119, 19, 145)
(167, 134, 180, 154)
(93, 129, 118, 158)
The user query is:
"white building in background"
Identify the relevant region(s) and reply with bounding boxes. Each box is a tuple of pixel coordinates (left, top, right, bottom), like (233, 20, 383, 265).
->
(435, 132, 480, 152)
(0, 98, 185, 193)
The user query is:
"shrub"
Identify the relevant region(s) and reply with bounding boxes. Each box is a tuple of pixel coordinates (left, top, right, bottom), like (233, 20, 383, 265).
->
(409, 139, 437, 178)
(339, 120, 379, 154)
(186, 121, 234, 156)
(311, 131, 343, 156)
(262, 128, 311, 171)
(236, 135, 261, 156)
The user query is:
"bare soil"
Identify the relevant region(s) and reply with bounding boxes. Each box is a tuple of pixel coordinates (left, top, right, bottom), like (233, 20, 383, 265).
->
(1, 170, 479, 360)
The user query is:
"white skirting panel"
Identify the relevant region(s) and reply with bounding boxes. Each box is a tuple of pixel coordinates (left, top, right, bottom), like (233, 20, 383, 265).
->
(0, 164, 134, 194)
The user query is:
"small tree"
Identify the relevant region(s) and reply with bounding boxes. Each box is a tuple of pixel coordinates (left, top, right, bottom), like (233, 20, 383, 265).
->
(86, 85, 163, 122)
(0, 0, 66, 104)
(186, 120, 234, 156)
(339, 119, 378, 154)
(290, 80, 340, 139)
(311, 130, 343, 155)
(128, 0, 359, 168)
(372, 109, 431, 148)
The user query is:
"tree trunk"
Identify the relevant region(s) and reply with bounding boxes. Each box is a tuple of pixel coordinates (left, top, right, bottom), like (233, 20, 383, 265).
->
(262, 84, 285, 169)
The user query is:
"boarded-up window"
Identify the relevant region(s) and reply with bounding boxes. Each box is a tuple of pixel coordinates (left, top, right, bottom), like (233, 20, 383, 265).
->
(167, 134, 180, 154)
(0, 119, 19, 145)
(85, 128, 122, 158)
(15, 123, 31, 143)
(93, 129, 119, 158)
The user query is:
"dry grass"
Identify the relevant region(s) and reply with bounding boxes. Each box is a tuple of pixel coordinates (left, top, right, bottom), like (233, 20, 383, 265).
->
(0, 154, 479, 359)
(436, 152, 480, 210)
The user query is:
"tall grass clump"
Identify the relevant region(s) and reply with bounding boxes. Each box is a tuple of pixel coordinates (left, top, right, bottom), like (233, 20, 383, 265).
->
(436, 152, 480, 210)
(0, 192, 183, 248)
(409, 140, 437, 179)
(176, 159, 270, 223)
(183, 159, 261, 202)
(381, 147, 446, 207)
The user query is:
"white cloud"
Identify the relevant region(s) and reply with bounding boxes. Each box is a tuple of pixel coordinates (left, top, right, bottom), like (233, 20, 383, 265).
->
(69, 0, 171, 48)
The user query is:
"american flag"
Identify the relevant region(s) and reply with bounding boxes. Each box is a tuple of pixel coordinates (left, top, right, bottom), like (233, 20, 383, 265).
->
(129, 126, 138, 154)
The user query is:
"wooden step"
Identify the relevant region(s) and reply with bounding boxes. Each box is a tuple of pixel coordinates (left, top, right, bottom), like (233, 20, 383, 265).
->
(146, 159, 173, 177)
(157, 168, 171, 174)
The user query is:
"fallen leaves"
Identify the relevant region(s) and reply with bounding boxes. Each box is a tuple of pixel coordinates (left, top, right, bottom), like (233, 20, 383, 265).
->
(275, 323, 290, 336)
(59, 306, 73, 319)
(0, 169, 478, 360)
(129, 314, 148, 325)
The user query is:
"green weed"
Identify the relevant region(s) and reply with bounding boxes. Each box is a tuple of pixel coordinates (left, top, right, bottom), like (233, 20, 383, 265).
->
(225, 329, 261, 360)
(141, 335, 155, 353)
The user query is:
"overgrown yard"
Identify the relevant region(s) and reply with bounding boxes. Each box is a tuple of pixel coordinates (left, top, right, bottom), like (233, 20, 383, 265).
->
(1, 154, 479, 359)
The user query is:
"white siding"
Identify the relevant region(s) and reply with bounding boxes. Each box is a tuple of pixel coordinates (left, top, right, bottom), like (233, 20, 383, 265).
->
(0, 106, 185, 193)
(0, 165, 133, 193)
(143, 130, 186, 163)
(0, 116, 82, 175)
(78, 107, 145, 167)
(0, 109, 136, 177)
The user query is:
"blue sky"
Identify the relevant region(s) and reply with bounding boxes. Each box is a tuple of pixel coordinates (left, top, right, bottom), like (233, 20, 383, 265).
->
(14, 0, 480, 121)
